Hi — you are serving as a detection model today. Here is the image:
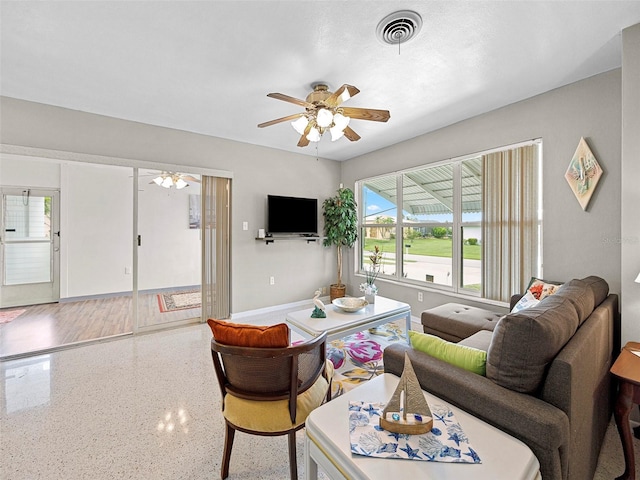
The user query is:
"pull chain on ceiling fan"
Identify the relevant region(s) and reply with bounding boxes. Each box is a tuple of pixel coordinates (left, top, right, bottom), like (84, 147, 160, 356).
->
(258, 83, 390, 147)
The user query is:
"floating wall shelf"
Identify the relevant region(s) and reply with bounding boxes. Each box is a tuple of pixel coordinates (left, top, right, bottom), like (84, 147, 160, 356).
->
(256, 235, 323, 245)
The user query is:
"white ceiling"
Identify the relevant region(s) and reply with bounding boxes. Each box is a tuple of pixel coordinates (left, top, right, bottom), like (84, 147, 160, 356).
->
(2, 1, 640, 162)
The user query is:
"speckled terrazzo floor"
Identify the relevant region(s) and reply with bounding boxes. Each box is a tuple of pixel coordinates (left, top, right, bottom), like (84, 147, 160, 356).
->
(0, 304, 638, 479)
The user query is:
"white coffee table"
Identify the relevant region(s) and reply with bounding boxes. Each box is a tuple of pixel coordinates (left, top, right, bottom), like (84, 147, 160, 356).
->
(286, 296, 411, 342)
(304, 373, 541, 480)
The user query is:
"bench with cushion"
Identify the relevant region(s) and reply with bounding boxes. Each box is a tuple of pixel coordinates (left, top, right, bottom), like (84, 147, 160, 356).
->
(421, 302, 503, 342)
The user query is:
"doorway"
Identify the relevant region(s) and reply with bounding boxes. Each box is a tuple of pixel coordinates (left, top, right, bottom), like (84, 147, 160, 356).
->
(135, 168, 202, 332)
(0, 188, 60, 308)
(0, 152, 230, 359)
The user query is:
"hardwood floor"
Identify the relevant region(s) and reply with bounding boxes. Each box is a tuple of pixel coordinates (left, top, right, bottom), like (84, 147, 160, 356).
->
(0, 291, 201, 359)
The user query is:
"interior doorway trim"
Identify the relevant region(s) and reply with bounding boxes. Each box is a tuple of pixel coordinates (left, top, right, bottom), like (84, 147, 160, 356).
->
(0, 144, 233, 180)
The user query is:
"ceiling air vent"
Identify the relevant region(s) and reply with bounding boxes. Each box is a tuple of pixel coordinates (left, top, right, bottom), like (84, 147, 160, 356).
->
(376, 10, 422, 46)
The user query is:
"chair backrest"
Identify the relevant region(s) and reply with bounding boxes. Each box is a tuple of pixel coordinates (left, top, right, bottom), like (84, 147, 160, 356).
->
(211, 332, 328, 423)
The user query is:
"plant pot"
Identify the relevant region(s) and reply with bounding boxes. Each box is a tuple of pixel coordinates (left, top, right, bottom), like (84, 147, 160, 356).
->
(364, 285, 376, 304)
(330, 284, 346, 301)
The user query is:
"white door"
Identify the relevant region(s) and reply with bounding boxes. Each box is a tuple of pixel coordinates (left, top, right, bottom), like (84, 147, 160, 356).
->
(0, 188, 60, 308)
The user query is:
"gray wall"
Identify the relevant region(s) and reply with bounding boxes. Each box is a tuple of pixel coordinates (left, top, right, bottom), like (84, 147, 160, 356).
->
(0, 97, 341, 313)
(622, 23, 640, 345)
(3, 49, 638, 344)
(341, 69, 624, 326)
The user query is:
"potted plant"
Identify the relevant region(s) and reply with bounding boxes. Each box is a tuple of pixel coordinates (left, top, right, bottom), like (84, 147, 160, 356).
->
(322, 187, 358, 300)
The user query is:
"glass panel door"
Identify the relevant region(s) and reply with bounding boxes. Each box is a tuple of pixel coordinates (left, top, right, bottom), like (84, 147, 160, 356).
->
(0, 188, 60, 308)
(136, 169, 202, 331)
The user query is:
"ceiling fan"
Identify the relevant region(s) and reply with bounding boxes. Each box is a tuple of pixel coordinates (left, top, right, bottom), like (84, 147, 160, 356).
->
(258, 83, 390, 147)
(150, 172, 200, 189)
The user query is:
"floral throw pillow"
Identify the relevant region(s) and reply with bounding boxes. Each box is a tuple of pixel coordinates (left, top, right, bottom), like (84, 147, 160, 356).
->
(511, 277, 563, 313)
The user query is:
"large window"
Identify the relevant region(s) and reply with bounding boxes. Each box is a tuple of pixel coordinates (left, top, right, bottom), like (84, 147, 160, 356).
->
(358, 141, 541, 303)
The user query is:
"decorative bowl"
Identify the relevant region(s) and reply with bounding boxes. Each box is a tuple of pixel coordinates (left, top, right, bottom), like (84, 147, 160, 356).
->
(332, 297, 368, 313)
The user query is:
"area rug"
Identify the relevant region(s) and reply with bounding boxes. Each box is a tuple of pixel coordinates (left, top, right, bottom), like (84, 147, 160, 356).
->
(328, 319, 405, 398)
(157, 290, 201, 313)
(0, 308, 26, 325)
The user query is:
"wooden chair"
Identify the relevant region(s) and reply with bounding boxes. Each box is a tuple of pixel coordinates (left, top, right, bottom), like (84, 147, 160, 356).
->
(210, 332, 332, 480)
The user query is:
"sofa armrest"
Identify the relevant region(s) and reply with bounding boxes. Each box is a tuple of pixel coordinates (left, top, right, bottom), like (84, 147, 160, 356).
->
(384, 343, 569, 479)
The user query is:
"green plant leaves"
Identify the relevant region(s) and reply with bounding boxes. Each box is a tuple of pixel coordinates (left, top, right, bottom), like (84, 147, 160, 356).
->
(322, 187, 358, 286)
(322, 187, 358, 248)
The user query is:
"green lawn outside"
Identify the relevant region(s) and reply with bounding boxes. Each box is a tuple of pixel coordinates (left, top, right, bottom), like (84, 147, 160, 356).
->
(363, 237, 481, 260)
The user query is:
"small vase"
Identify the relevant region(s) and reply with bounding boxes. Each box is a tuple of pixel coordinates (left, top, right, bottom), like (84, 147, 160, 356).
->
(364, 285, 376, 304)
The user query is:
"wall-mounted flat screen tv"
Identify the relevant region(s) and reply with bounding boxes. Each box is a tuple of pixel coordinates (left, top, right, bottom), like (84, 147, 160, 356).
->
(267, 195, 318, 235)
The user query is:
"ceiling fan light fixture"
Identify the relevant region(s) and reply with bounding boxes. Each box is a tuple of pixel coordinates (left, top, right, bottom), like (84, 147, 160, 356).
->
(152, 176, 164, 186)
(291, 116, 309, 135)
(259, 82, 389, 147)
(333, 112, 350, 130)
(330, 125, 345, 142)
(316, 108, 334, 128)
(161, 177, 173, 188)
(175, 178, 188, 189)
(306, 126, 321, 142)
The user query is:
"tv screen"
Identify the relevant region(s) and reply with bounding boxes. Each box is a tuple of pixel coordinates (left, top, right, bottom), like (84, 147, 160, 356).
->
(267, 195, 318, 235)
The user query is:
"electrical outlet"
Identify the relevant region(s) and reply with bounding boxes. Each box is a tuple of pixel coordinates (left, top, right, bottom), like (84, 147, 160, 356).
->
(418, 291, 423, 302)
(322, 287, 327, 295)
(270, 276, 275, 285)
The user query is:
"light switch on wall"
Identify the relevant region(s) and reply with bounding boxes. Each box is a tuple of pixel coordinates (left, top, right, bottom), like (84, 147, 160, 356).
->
(242, 221, 248, 231)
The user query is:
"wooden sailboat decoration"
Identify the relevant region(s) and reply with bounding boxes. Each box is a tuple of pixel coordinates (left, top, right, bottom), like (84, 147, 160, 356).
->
(380, 353, 433, 435)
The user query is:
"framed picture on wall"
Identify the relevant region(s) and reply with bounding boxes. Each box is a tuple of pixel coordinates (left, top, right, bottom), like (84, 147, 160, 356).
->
(189, 194, 201, 229)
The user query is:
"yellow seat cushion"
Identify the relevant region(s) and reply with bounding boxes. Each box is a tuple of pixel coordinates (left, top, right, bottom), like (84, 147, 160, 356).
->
(223, 360, 333, 433)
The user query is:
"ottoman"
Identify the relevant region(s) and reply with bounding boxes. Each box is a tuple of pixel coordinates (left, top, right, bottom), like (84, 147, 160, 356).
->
(421, 302, 504, 343)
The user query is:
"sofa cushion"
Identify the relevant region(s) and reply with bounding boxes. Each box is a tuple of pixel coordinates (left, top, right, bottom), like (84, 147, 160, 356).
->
(486, 294, 580, 393)
(223, 360, 332, 432)
(580, 276, 609, 306)
(458, 330, 494, 351)
(409, 331, 487, 375)
(553, 279, 594, 325)
(207, 319, 290, 347)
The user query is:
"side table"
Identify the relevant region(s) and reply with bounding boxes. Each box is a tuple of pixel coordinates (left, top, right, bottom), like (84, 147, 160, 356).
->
(304, 373, 541, 480)
(611, 341, 640, 480)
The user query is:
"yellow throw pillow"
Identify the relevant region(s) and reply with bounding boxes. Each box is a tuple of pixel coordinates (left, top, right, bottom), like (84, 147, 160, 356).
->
(408, 331, 487, 376)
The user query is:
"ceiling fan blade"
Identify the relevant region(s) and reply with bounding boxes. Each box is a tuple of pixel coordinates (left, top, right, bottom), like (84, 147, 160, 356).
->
(297, 135, 310, 148)
(182, 175, 201, 183)
(341, 107, 390, 123)
(297, 123, 312, 147)
(267, 92, 314, 109)
(258, 113, 304, 128)
(343, 126, 361, 142)
(326, 84, 360, 106)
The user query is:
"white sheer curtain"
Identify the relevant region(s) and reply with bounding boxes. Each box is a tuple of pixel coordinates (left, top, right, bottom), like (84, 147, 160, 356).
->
(482, 144, 539, 302)
(201, 176, 231, 320)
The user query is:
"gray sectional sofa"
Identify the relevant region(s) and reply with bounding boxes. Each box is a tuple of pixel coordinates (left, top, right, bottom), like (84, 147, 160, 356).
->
(383, 276, 619, 480)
